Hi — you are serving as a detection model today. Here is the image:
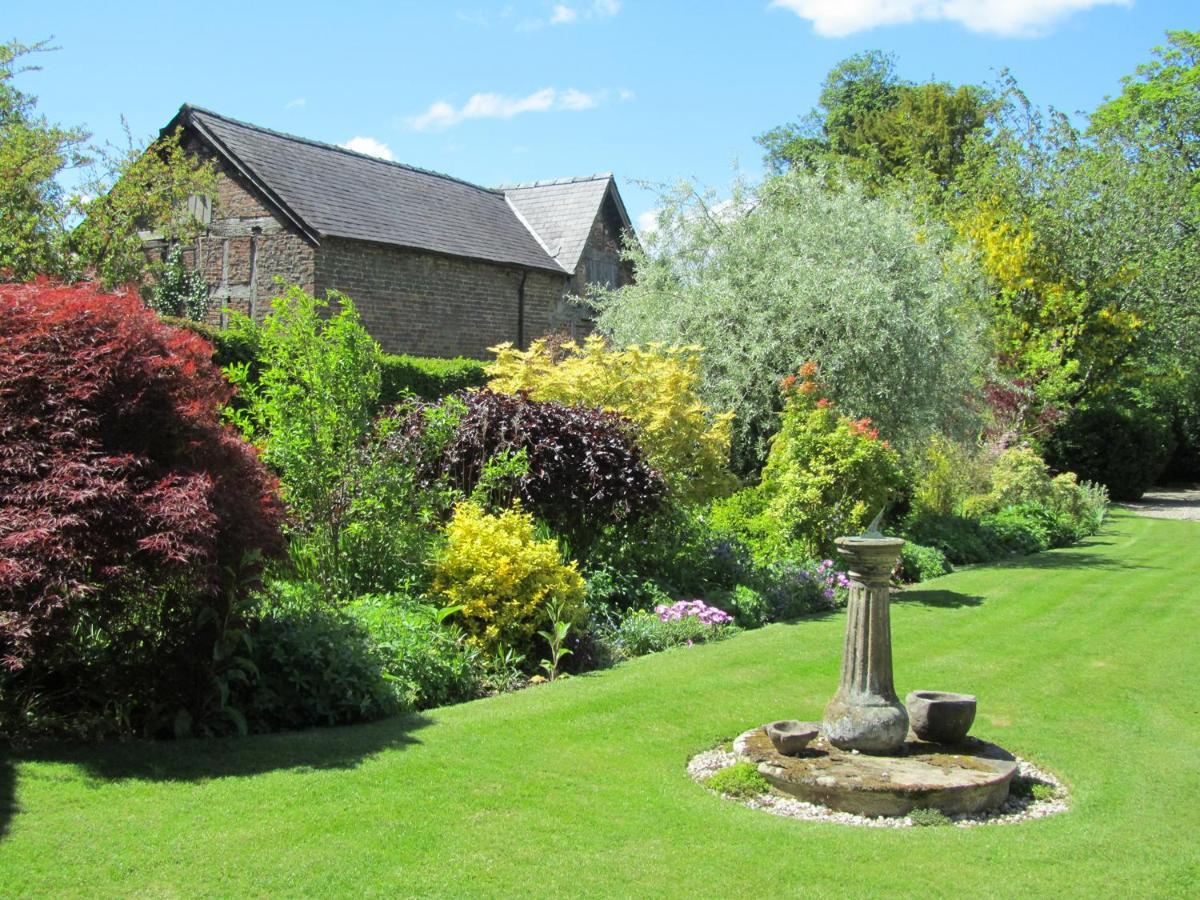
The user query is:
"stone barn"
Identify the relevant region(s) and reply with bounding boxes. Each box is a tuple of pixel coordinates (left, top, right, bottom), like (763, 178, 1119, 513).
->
(154, 105, 635, 357)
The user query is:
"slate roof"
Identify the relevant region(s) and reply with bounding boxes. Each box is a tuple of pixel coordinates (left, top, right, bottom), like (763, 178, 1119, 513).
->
(172, 105, 571, 274)
(501, 175, 630, 274)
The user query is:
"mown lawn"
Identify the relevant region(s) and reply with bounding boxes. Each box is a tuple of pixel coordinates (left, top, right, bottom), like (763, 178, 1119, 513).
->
(1, 510, 1197, 897)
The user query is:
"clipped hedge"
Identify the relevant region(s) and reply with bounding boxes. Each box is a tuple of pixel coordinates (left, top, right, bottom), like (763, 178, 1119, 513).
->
(159, 315, 487, 406)
(160, 315, 261, 371)
(380, 354, 488, 405)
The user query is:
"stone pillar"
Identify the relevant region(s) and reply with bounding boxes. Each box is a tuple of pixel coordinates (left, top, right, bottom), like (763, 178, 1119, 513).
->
(822, 536, 908, 754)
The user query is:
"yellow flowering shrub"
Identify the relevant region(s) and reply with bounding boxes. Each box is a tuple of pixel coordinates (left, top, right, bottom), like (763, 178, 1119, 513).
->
(433, 502, 585, 655)
(487, 336, 735, 504)
(955, 200, 1143, 405)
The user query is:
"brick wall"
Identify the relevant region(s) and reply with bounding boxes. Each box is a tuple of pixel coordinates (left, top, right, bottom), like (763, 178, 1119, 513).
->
(315, 237, 567, 358)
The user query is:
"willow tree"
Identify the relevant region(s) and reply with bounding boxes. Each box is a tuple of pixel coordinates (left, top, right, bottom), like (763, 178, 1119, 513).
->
(593, 171, 989, 472)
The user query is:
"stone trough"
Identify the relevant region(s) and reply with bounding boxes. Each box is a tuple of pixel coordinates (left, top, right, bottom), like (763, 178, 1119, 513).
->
(734, 725, 1017, 817)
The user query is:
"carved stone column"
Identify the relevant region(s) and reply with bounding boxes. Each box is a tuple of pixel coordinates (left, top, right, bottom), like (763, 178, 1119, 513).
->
(822, 536, 908, 754)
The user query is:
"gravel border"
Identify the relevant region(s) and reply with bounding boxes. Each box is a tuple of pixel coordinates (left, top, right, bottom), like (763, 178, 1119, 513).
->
(688, 745, 1069, 828)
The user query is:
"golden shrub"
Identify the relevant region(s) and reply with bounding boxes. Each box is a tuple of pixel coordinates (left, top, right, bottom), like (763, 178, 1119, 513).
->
(432, 502, 585, 655)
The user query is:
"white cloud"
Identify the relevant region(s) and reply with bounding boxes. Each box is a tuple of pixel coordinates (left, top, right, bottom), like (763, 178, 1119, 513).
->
(339, 136, 395, 161)
(284, 97, 306, 109)
(558, 88, 599, 110)
(523, 0, 620, 29)
(636, 209, 660, 235)
(408, 87, 605, 131)
(618, 88, 635, 101)
(769, 0, 1129, 38)
(455, 10, 491, 27)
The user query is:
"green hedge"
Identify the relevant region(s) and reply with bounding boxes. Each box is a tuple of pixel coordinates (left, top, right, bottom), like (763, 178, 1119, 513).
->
(1043, 400, 1173, 502)
(159, 316, 488, 405)
(379, 354, 489, 406)
(160, 316, 261, 373)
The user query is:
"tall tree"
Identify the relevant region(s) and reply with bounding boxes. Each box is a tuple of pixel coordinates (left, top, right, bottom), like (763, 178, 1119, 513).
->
(593, 171, 988, 472)
(757, 51, 989, 199)
(951, 43, 1199, 422)
(0, 39, 88, 280)
(0, 38, 216, 290)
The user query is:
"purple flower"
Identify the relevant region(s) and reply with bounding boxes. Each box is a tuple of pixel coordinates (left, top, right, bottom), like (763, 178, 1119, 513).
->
(657, 599, 732, 626)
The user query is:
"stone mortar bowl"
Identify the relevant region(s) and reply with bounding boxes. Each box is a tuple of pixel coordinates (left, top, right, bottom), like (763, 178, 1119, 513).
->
(764, 720, 819, 756)
(906, 691, 977, 744)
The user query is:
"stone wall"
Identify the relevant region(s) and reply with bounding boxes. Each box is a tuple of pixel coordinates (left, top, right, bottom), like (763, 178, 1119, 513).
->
(315, 237, 567, 358)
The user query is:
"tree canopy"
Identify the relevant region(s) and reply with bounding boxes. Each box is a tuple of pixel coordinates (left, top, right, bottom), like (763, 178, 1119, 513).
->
(0, 39, 216, 290)
(594, 171, 989, 472)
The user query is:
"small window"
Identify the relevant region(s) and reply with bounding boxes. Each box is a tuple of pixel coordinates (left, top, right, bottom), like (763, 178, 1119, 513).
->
(586, 252, 618, 289)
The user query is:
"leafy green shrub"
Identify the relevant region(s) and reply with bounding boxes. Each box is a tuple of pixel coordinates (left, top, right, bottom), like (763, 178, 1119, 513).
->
(908, 807, 951, 826)
(226, 288, 453, 597)
(583, 565, 674, 613)
(706, 763, 770, 799)
(979, 504, 1052, 556)
(903, 446, 1106, 566)
(910, 435, 991, 517)
(433, 502, 586, 656)
(1043, 399, 1173, 501)
(901, 512, 1001, 566)
(985, 446, 1061, 510)
(713, 365, 904, 559)
(379, 353, 488, 405)
(348, 597, 483, 710)
(585, 508, 754, 601)
(710, 584, 773, 628)
(603, 607, 736, 659)
(488, 335, 736, 504)
(896, 542, 951, 583)
(245, 604, 396, 732)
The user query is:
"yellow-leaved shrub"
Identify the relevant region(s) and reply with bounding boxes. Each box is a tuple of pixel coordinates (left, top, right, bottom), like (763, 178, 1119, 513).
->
(433, 502, 585, 655)
(487, 336, 735, 504)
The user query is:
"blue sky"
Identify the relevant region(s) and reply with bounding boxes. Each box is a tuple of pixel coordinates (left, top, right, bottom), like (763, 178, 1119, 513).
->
(7, 1, 1195, 227)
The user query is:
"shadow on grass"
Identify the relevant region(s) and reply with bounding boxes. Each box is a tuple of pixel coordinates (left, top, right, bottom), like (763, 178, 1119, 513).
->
(0, 754, 13, 842)
(896, 589, 984, 609)
(995, 550, 1152, 572)
(774, 606, 842, 626)
(0, 711, 431, 842)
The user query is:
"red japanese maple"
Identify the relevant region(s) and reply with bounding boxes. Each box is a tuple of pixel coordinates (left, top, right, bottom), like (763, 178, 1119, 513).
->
(0, 280, 284, 678)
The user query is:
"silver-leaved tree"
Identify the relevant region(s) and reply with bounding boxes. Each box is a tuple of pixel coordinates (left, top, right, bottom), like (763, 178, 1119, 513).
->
(593, 170, 989, 472)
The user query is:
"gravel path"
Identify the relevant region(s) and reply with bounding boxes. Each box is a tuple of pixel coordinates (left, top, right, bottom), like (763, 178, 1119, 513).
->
(1117, 486, 1200, 521)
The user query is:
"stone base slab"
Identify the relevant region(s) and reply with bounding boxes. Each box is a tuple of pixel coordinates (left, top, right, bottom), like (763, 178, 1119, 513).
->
(734, 724, 1017, 817)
